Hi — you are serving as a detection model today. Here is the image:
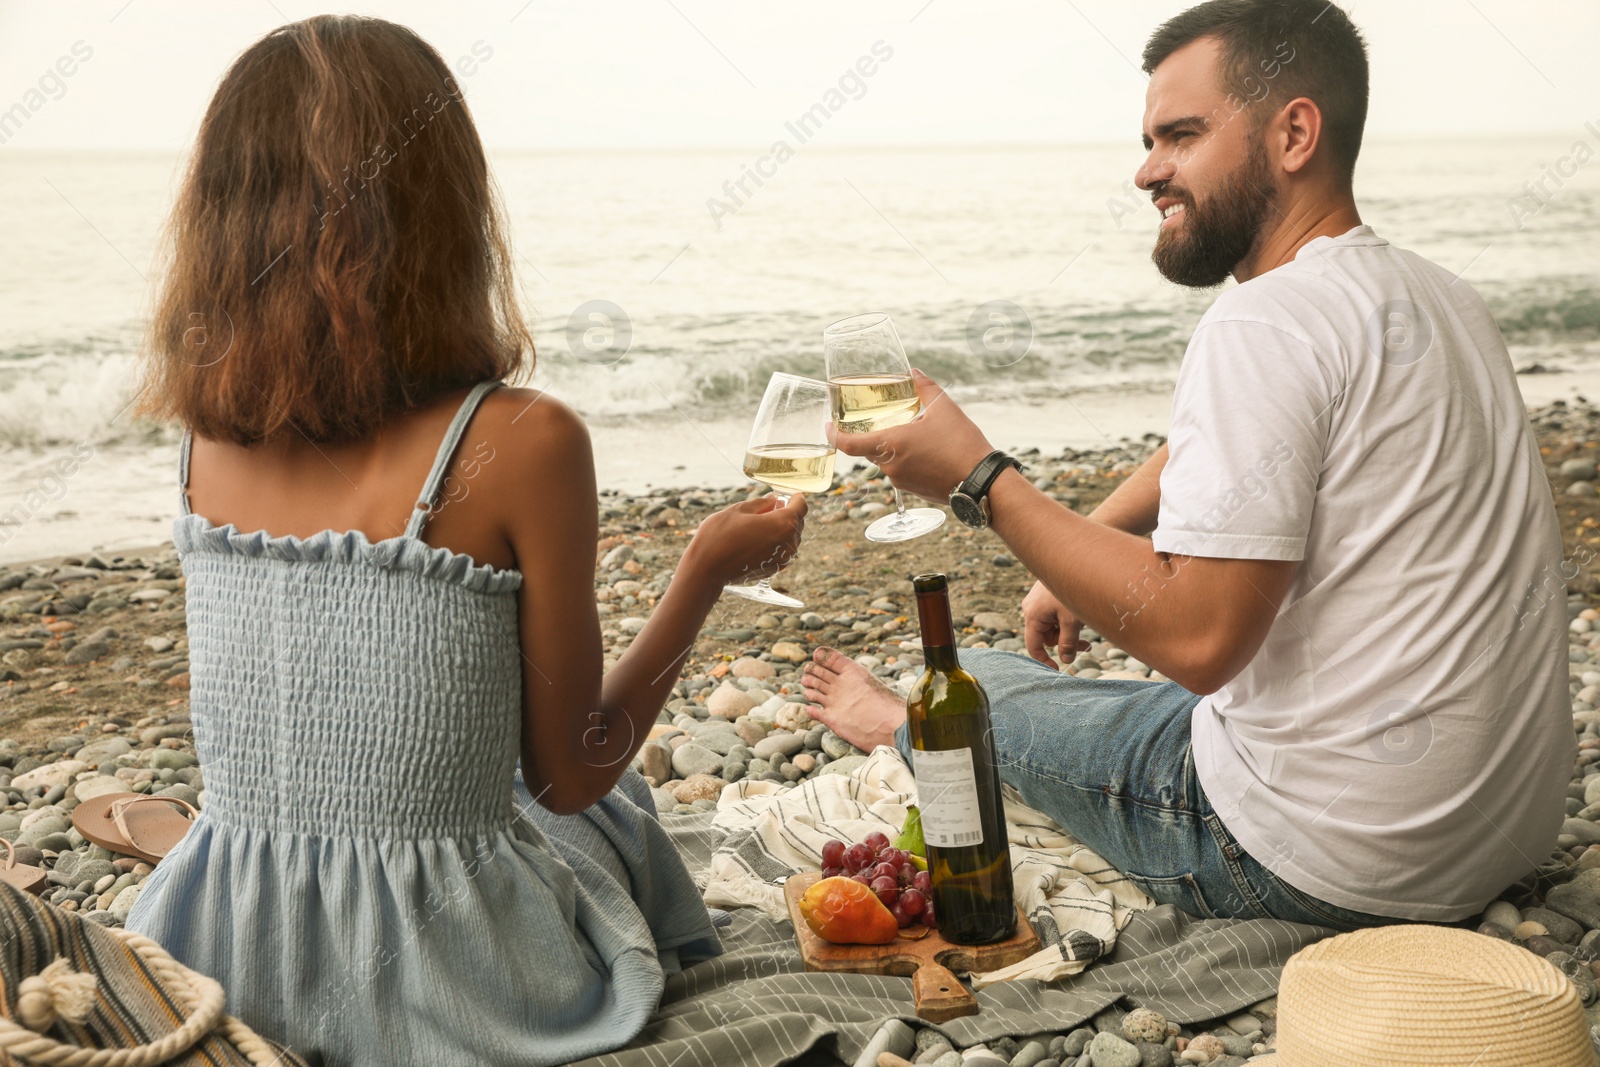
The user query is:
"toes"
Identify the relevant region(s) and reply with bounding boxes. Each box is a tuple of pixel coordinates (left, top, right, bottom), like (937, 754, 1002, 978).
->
(814, 646, 854, 673)
(802, 672, 832, 698)
(803, 659, 838, 686)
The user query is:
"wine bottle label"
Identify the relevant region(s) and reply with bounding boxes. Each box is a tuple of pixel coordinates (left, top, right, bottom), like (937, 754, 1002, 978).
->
(913, 747, 985, 848)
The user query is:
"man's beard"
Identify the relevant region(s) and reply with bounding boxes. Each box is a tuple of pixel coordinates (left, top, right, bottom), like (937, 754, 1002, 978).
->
(1151, 149, 1278, 288)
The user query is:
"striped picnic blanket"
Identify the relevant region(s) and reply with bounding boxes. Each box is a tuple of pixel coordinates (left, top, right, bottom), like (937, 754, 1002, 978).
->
(0, 881, 309, 1066)
(561, 752, 1334, 1067)
(702, 747, 1152, 985)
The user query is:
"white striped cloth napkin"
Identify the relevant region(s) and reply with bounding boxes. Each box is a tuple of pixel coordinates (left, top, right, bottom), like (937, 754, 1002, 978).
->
(701, 746, 1153, 986)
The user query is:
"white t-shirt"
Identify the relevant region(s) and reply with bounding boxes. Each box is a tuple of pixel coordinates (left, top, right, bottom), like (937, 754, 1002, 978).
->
(1153, 224, 1574, 921)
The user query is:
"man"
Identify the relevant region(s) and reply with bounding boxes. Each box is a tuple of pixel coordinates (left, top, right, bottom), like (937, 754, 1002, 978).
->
(803, 0, 1573, 927)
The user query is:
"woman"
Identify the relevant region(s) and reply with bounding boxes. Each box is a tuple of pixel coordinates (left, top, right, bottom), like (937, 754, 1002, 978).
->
(128, 15, 806, 1065)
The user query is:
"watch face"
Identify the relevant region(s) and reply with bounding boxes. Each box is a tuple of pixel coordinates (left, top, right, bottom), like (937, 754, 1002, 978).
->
(950, 492, 987, 528)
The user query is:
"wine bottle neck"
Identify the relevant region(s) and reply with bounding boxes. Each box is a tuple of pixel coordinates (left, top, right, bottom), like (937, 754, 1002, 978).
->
(915, 580, 960, 671)
(922, 643, 961, 672)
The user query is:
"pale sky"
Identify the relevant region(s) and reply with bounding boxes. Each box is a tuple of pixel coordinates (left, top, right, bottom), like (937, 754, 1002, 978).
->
(0, 0, 1595, 151)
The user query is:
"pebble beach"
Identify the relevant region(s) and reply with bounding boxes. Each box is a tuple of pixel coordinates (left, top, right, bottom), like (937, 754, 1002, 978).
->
(6, 399, 1600, 1060)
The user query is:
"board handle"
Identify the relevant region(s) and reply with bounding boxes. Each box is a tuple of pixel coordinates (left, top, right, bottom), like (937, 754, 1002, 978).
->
(911, 960, 978, 1023)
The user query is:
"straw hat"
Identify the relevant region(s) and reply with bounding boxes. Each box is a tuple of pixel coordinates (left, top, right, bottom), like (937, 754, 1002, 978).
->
(1254, 924, 1595, 1066)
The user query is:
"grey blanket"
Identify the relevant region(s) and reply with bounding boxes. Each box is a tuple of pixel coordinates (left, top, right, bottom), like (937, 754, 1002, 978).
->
(568, 814, 1329, 1067)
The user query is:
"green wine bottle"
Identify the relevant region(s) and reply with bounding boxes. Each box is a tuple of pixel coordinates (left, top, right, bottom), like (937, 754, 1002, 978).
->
(905, 572, 1016, 945)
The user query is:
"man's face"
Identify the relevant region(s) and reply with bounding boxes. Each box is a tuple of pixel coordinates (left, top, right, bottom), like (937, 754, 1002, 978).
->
(1136, 37, 1278, 288)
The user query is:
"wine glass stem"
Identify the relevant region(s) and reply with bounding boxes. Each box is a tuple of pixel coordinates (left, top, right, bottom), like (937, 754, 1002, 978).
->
(892, 488, 910, 525)
(753, 492, 790, 592)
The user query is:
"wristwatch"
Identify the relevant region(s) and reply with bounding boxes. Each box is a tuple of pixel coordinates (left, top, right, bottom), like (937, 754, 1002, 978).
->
(949, 450, 1023, 529)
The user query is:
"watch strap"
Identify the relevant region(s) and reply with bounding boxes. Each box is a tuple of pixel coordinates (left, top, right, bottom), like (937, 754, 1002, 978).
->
(960, 450, 1022, 501)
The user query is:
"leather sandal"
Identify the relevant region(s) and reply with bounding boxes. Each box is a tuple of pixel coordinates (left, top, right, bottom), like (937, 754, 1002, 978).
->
(71, 793, 199, 866)
(0, 837, 48, 894)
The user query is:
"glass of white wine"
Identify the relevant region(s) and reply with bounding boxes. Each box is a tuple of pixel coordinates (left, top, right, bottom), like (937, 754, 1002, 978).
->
(724, 372, 835, 608)
(823, 313, 947, 543)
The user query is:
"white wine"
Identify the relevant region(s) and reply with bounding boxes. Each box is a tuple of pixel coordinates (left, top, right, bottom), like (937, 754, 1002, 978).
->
(906, 572, 1016, 945)
(829, 374, 919, 434)
(743, 444, 836, 495)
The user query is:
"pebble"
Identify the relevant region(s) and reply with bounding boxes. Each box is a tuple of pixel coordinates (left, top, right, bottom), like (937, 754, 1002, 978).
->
(108, 884, 142, 921)
(75, 736, 133, 765)
(1482, 900, 1521, 929)
(10, 759, 90, 793)
(1122, 1008, 1169, 1043)
(770, 641, 810, 663)
(730, 657, 776, 681)
(775, 702, 815, 731)
(1546, 883, 1600, 931)
(916, 1042, 954, 1064)
(1214, 1034, 1254, 1058)
(821, 732, 860, 760)
(1524, 906, 1584, 944)
(639, 742, 672, 783)
(670, 774, 724, 804)
(753, 732, 805, 760)
(1086, 1033, 1141, 1067)
(855, 1019, 916, 1067)
(1009, 1040, 1048, 1067)
(73, 777, 134, 803)
(819, 755, 867, 777)
(148, 749, 197, 771)
(64, 640, 113, 665)
(707, 683, 757, 720)
(1135, 1042, 1173, 1067)
(670, 742, 722, 779)
(1061, 1030, 1094, 1058)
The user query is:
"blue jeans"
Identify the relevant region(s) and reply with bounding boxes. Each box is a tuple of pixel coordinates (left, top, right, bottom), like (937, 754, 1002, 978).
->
(894, 649, 1407, 932)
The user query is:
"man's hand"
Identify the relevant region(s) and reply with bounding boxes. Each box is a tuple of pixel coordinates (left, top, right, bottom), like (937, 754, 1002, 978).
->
(831, 370, 993, 502)
(1022, 580, 1091, 668)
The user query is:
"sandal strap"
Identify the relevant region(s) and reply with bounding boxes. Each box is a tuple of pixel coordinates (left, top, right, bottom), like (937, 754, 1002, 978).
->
(0, 836, 13, 870)
(108, 793, 199, 853)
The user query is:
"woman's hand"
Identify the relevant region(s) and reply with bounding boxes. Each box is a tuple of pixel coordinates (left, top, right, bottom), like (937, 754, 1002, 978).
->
(1021, 579, 1090, 668)
(681, 493, 808, 588)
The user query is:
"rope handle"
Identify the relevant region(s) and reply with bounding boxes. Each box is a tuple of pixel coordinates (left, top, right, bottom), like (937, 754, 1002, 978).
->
(0, 925, 289, 1067)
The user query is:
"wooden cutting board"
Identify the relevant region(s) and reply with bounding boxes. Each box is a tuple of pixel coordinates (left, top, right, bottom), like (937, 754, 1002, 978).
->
(782, 871, 1040, 1022)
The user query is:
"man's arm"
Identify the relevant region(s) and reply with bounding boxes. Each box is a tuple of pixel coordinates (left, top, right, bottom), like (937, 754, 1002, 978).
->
(1088, 444, 1167, 536)
(1020, 444, 1167, 666)
(986, 465, 1294, 693)
(833, 374, 1293, 694)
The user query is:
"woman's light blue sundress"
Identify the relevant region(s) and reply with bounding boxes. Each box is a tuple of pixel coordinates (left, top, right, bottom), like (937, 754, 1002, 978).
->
(126, 381, 721, 1066)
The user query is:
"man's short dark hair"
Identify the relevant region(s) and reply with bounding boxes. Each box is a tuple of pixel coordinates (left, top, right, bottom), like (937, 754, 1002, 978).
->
(1142, 0, 1369, 183)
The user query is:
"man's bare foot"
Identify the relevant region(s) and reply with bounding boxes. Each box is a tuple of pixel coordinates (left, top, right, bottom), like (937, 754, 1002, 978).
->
(801, 647, 906, 752)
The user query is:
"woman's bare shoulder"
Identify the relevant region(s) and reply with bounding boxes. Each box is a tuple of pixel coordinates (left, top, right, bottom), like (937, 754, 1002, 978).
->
(475, 387, 590, 455)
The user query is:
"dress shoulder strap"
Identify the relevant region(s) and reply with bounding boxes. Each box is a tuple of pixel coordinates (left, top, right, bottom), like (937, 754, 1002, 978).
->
(178, 427, 194, 517)
(404, 380, 502, 539)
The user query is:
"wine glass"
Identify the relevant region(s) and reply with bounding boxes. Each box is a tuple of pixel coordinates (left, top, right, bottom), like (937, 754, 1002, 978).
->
(823, 313, 947, 543)
(723, 373, 835, 608)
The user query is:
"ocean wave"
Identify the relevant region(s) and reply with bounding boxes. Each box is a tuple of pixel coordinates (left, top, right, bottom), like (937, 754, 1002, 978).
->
(2, 277, 1595, 446)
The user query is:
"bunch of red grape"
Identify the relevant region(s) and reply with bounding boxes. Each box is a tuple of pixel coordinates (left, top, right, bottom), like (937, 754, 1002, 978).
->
(820, 831, 936, 929)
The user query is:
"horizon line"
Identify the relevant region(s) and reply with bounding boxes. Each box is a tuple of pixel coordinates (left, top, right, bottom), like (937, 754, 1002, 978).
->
(0, 129, 1584, 157)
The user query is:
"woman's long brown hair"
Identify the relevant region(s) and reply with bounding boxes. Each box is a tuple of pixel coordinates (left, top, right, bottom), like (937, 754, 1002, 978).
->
(141, 15, 531, 446)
